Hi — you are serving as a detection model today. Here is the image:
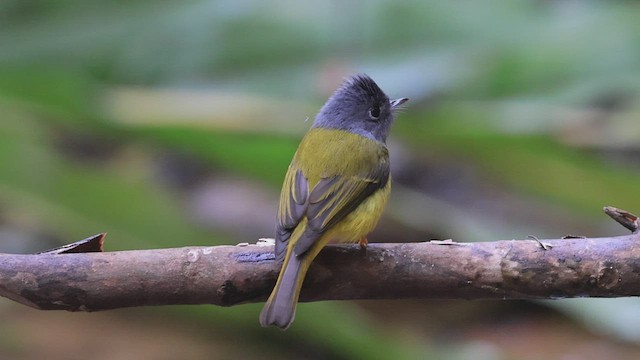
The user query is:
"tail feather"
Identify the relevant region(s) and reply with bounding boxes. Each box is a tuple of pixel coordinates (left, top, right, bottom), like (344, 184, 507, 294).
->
(260, 253, 309, 329)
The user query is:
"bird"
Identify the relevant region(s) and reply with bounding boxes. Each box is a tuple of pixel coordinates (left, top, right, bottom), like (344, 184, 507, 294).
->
(259, 74, 408, 329)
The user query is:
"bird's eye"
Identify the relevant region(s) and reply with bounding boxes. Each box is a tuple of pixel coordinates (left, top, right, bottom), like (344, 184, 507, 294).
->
(368, 106, 380, 120)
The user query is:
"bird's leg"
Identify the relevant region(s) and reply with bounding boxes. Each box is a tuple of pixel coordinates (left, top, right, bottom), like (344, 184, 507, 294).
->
(359, 237, 368, 249)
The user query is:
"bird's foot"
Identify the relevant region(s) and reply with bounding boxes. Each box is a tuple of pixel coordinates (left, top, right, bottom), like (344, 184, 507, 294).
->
(359, 237, 368, 250)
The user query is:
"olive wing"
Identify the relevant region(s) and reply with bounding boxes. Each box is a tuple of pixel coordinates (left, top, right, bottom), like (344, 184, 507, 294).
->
(275, 159, 389, 261)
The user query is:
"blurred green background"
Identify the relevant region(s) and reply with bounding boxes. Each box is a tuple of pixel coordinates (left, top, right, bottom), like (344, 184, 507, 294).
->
(1, 0, 640, 359)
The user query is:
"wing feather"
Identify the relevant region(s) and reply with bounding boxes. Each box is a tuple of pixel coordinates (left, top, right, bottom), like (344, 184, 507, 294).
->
(275, 168, 308, 262)
(293, 161, 389, 256)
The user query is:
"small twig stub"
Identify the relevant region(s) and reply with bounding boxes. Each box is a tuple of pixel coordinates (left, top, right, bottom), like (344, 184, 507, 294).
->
(36, 233, 106, 254)
(604, 206, 639, 233)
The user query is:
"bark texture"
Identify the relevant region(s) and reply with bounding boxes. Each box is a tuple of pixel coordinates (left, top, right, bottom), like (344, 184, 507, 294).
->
(1, 230, 640, 311)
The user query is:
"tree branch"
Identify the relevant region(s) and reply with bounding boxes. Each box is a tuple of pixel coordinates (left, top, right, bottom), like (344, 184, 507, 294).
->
(1, 207, 639, 311)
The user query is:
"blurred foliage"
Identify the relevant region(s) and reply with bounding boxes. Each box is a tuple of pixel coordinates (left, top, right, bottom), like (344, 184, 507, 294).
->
(1, 0, 640, 359)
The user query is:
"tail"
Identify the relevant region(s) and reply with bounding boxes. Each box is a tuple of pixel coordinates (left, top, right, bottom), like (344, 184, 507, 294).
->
(259, 251, 311, 329)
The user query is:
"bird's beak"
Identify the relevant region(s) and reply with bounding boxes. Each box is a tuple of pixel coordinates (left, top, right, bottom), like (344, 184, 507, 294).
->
(390, 97, 409, 109)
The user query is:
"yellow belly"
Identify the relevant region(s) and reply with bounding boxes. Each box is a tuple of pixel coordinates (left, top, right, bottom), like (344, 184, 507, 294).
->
(324, 178, 391, 244)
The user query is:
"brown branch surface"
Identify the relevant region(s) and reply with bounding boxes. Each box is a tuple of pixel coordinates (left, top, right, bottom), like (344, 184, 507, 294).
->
(2, 228, 640, 311)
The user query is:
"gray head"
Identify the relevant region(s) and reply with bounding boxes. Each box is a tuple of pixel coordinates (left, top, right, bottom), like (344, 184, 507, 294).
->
(312, 74, 408, 143)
